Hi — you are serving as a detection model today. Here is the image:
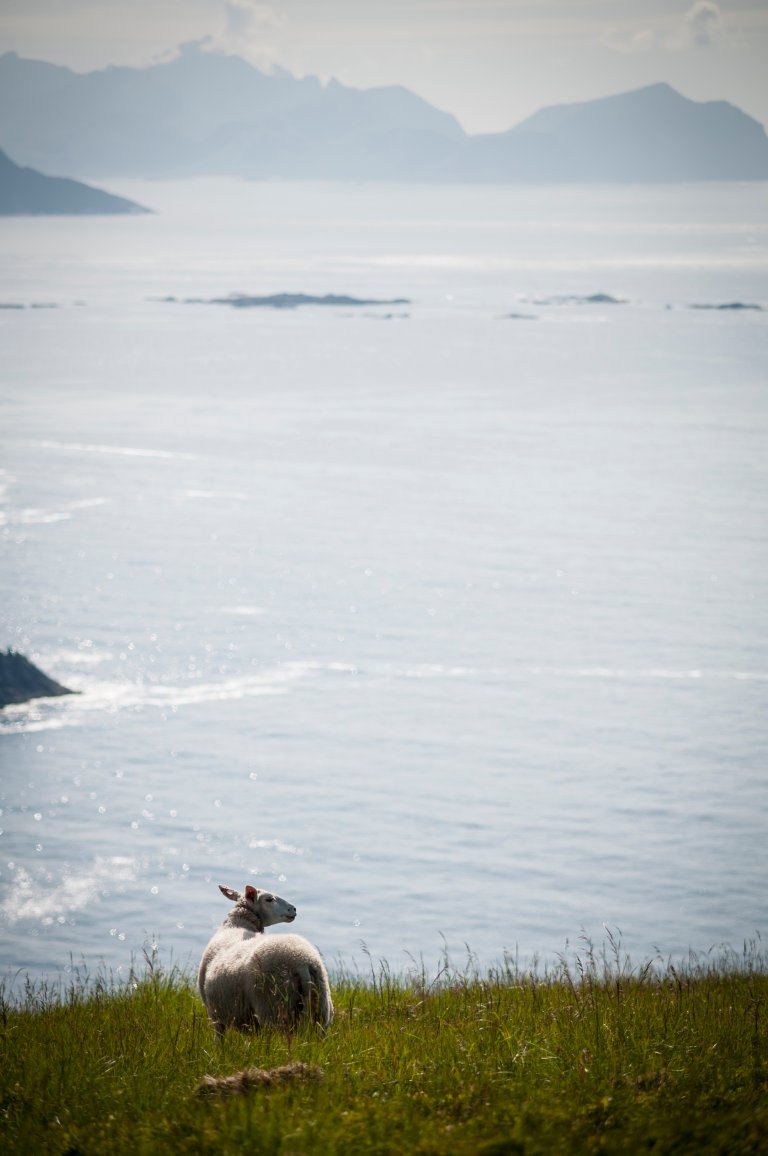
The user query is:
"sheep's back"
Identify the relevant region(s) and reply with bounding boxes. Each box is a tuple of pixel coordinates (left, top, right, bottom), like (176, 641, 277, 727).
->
(243, 933, 325, 970)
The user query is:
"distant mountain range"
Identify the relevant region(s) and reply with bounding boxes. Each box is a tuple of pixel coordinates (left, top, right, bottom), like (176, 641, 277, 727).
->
(1, 43, 767, 186)
(0, 148, 149, 215)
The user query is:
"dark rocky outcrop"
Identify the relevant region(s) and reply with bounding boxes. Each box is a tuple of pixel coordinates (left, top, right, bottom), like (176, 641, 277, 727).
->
(527, 293, 627, 306)
(0, 650, 76, 708)
(159, 292, 411, 310)
(689, 302, 763, 311)
(212, 292, 411, 310)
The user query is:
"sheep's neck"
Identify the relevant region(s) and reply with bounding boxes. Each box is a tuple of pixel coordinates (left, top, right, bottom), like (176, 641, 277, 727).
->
(228, 907, 264, 934)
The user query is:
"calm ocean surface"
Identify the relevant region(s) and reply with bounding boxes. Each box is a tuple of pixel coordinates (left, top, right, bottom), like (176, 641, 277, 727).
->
(1, 180, 766, 986)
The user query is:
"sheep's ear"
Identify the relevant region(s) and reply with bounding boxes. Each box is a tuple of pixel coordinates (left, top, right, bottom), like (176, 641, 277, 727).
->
(244, 884, 258, 902)
(219, 885, 240, 903)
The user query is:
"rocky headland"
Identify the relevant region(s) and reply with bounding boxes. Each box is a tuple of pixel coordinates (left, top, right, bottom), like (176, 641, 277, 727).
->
(0, 148, 150, 216)
(0, 650, 76, 709)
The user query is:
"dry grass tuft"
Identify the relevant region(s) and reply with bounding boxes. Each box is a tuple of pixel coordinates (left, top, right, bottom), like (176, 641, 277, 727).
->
(195, 1060, 325, 1098)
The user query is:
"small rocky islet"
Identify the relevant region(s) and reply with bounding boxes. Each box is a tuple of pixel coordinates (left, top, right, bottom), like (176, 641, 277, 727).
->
(0, 650, 76, 709)
(157, 292, 411, 310)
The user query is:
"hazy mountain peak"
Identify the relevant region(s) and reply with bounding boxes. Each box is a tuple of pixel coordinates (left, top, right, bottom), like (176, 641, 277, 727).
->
(514, 81, 689, 133)
(498, 82, 768, 182)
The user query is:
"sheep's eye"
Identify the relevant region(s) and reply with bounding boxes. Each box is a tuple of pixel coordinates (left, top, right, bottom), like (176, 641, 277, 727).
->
(266, 896, 274, 902)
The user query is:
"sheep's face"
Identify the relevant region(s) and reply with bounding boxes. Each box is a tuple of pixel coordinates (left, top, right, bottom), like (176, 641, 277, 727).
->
(219, 883, 297, 927)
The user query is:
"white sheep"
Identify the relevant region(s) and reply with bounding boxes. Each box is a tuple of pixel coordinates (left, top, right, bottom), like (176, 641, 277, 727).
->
(198, 883, 334, 1036)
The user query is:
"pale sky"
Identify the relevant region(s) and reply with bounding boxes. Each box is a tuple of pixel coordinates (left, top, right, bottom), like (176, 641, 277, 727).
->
(1, 0, 767, 133)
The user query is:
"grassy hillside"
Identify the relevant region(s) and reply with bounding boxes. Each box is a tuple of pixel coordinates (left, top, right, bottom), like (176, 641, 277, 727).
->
(1, 938, 766, 1154)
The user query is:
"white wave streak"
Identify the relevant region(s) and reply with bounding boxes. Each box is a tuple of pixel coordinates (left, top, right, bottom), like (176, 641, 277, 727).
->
(531, 666, 768, 681)
(139, 671, 303, 707)
(0, 666, 313, 734)
(183, 489, 249, 500)
(1, 858, 138, 923)
(306, 661, 481, 680)
(248, 838, 305, 856)
(24, 439, 199, 461)
(283, 660, 360, 677)
(14, 507, 72, 524)
(388, 663, 480, 679)
(285, 660, 768, 684)
(3, 496, 110, 527)
(46, 649, 116, 668)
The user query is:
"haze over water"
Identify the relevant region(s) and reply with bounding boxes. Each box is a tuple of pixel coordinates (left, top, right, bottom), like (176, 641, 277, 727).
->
(1, 180, 766, 985)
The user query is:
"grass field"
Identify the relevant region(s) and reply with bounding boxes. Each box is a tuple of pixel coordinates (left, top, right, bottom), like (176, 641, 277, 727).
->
(1, 935, 766, 1154)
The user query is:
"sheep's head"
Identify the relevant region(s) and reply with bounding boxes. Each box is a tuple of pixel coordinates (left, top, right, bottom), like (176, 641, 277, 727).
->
(219, 883, 297, 929)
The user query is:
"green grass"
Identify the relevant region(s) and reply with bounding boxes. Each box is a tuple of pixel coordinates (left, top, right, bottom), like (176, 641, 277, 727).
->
(1, 935, 766, 1154)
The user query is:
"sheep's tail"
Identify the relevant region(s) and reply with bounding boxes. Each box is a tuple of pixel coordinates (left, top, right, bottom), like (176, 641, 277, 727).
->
(195, 1061, 324, 1098)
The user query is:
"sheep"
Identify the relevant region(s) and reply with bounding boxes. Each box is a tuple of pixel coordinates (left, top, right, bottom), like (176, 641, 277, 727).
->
(197, 883, 334, 1037)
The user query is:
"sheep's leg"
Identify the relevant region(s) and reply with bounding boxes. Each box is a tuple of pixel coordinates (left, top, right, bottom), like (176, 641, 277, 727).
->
(305, 977, 320, 1024)
(305, 964, 333, 1030)
(294, 967, 325, 1029)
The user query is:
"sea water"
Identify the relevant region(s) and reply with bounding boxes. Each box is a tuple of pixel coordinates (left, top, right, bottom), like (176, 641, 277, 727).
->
(0, 180, 766, 986)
